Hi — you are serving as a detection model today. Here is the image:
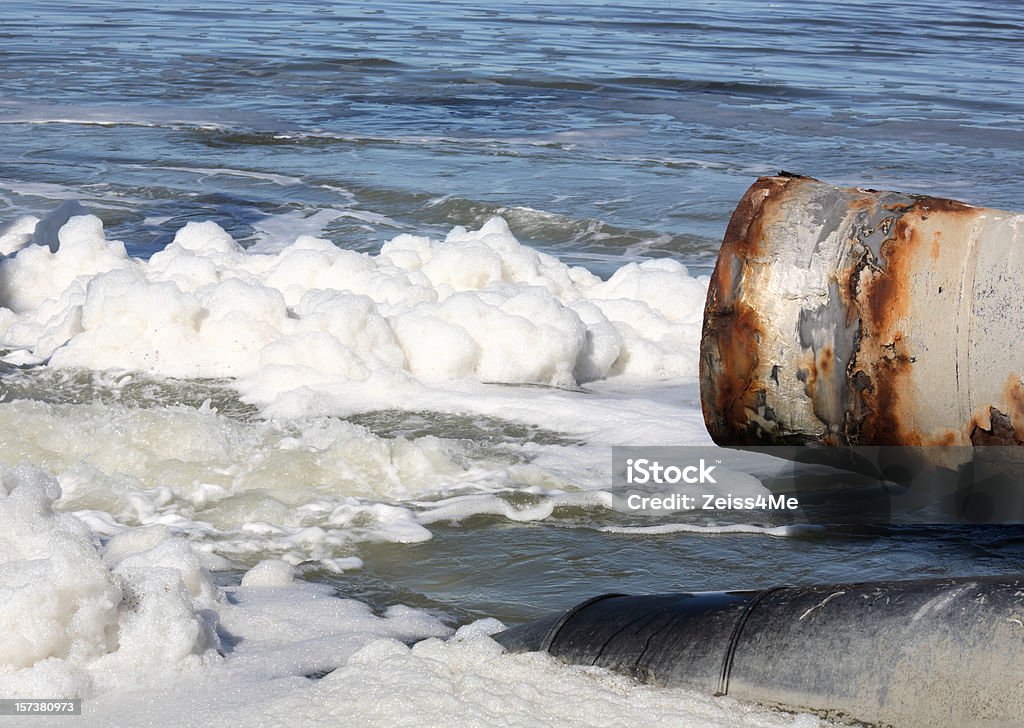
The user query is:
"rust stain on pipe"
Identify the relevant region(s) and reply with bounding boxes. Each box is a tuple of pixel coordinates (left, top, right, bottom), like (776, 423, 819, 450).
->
(701, 175, 1024, 459)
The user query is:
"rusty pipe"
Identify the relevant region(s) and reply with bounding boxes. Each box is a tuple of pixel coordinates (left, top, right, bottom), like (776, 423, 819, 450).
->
(700, 174, 1024, 459)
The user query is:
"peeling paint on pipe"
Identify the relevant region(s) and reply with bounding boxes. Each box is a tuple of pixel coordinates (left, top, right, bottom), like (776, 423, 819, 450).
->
(700, 174, 1024, 459)
(494, 575, 1024, 727)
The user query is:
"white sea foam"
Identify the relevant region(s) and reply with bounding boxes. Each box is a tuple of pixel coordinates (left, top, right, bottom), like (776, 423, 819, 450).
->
(0, 397, 571, 562)
(0, 214, 727, 560)
(0, 211, 728, 563)
(0, 390, 808, 573)
(0, 214, 708, 404)
(0, 178, 148, 209)
(0, 465, 221, 699)
(0, 99, 287, 132)
(416, 490, 614, 524)
(68, 592, 826, 728)
(0, 465, 826, 725)
(151, 165, 306, 187)
(0, 215, 38, 255)
(0, 214, 837, 727)
(246, 209, 354, 253)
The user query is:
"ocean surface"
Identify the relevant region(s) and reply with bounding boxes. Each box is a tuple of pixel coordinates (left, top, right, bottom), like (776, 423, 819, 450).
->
(0, 1, 1022, 725)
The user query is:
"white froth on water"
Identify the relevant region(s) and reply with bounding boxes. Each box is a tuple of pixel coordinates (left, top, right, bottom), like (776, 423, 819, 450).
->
(0, 397, 594, 563)
(0, 212, 722, 558)
(0, 214, 707, 406)
(247, 210, 350, 254)
(0, 465, 827, 727)
(0, 214, 832, 726)
(0, 381, 732, 567)
(0, 465, 221, 699)
(416, 490, 613, 525)
(0, 215, 39, 255)
(71, 595, 825, 728)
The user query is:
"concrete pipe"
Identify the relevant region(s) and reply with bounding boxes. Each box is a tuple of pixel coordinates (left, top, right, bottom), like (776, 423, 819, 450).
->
(700, 174, 1024, 458)
(494, 575, 1024, 727)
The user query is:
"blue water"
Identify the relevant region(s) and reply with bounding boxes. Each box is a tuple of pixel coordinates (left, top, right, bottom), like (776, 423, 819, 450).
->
(1, 1, 1023, 622)
(1, 1, 1021, 272)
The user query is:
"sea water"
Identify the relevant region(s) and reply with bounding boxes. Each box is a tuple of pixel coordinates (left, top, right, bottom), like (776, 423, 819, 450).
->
(0, 2, 1022, 725)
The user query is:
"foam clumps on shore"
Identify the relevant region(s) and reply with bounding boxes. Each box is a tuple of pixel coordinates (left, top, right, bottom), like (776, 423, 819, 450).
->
(0, 464, 455, 704)
(0, 464, 815, 728)
(0, 464, 221, 698)
(76, 615, 824, 728)
(0, 215, 707, 404)
(235, 625, 824, 728)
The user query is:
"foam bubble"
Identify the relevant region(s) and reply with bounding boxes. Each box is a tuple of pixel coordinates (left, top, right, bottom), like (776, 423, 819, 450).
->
(240, 560, 295, 587)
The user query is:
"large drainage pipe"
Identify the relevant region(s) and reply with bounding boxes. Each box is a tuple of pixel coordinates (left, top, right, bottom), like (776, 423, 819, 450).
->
(494, 575, 1024, 727)
(700, 174, 1024, 458)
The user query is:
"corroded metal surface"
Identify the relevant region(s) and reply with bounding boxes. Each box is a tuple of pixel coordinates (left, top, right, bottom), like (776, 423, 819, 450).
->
(701, 174, 1024, 456)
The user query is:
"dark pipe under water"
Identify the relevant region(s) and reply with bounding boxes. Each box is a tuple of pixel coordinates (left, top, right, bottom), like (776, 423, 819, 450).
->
(494, 575, 1024, 727)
